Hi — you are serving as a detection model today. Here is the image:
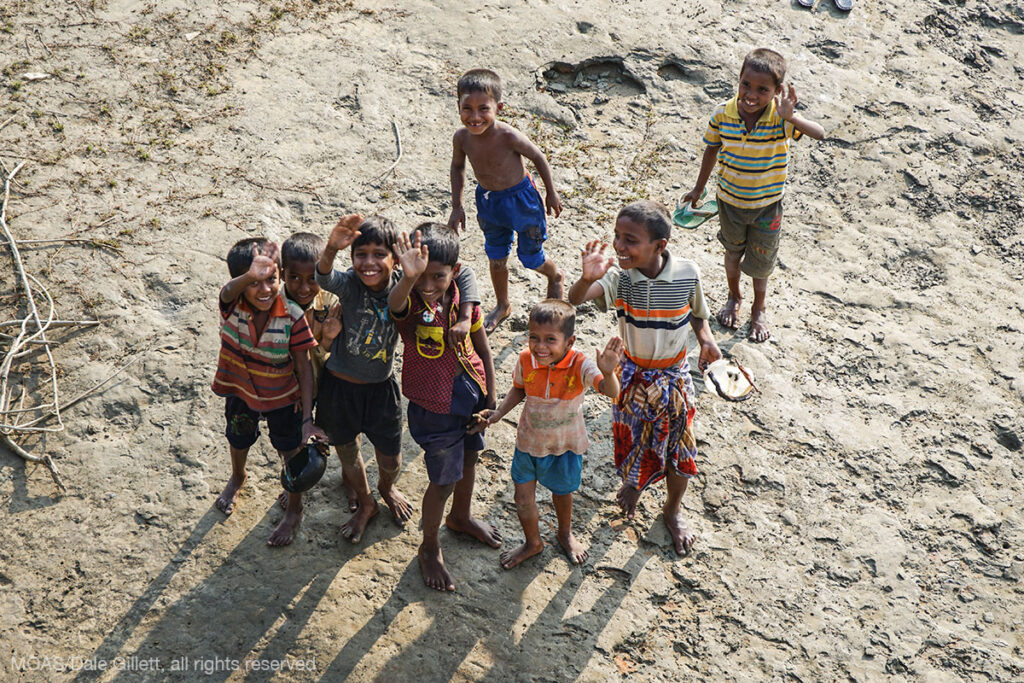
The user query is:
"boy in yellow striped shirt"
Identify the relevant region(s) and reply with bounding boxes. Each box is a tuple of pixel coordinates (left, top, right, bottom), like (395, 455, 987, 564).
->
(683, 48, 825, 342)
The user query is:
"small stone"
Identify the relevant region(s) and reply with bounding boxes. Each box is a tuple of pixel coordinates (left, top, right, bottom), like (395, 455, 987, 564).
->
(864, 646, 876, 658)
(971, 245, 983, 255)
(983, 612, 994, 623)
(547, 82, 567, 93)
(781, 510, 798, 527)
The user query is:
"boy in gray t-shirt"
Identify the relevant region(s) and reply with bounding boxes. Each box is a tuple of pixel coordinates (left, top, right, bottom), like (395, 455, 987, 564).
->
(315, 214, 479, 543)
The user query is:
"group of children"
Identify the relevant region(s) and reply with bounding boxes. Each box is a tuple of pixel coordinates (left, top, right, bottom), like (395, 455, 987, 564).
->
(211, 48, 823, 591)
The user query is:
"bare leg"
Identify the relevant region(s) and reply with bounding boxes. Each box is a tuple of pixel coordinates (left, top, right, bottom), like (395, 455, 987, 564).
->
(533, 259, 564, 300)
(445, 449, 502, 547)
(616, 483, 641, 519)
(484, 257, 512, 333)
(376, 451, 413, 524)
(500, 481, 544, 569)
(216, 445, 248, 514)
(419, 481, 456, 591)
(716, 251, 742, 329)
(337, 439, 378, 543)
(749, 276, 770, 343)
(269, 489, 304, 546)
(553, 492, 588, 565)
(663, 469, 696, 554)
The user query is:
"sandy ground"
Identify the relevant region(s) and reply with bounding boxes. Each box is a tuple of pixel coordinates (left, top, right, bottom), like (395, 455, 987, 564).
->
(2, 0, 1023, 680)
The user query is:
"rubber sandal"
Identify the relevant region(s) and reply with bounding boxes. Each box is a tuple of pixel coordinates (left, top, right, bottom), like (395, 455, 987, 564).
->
(672, 191, 718, 230)
(796, 0, 814, 7)
(702, 359, 756, 402)
(833, 0, 852, 10)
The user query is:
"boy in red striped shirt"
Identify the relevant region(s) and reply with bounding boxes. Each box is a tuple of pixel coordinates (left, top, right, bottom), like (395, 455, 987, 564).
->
(212, 238, 327, 546)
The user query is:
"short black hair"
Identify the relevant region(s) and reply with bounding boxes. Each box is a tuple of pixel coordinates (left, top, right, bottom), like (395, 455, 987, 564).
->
(617, 201, 672, 241)
(281, 232, 323, 270)
(414, 222, 459, 267)
(457, 68, 502, 103)
(226, 237, 274, 278)
(530, 299, 576, 338)
(352, 215, 398, 253)
(741, 48, 787, 87)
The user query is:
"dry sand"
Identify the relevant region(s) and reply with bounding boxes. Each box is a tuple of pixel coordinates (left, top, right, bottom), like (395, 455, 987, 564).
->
(2, 0, 1023, 680)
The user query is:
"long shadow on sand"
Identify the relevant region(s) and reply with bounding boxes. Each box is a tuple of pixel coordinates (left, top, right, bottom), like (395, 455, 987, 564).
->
(74, 497, 404, 683)
(321, 470, 664, 679)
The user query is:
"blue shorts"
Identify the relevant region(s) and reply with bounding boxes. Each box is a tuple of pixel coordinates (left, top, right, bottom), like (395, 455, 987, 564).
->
(406, 373, 486, 486)
(475, 175, 548, 270)
(511, 448, 582, 496)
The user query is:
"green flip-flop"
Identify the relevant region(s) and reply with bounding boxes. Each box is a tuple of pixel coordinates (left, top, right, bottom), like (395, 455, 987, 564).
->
(672, 193, 719, 230)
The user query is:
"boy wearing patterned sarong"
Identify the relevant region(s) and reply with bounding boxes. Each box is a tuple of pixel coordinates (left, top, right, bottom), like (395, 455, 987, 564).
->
(569, 201, 722, 554)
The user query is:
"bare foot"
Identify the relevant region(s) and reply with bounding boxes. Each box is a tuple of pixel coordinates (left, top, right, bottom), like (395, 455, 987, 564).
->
(446, 515, 503, 548)
(484, 302, 512, 334)
(500, 540, 544, 569)
(716, 297, 741, 329)
(557, 531, 589, 565)
(749, 307, 771, 343)
(343, 480, 359, 512)
(418, 544, 455, 591)
(664, 511, 697, 555)
(268, 507, 302, 546)
(616, 484, 641, 520)
(340, 499, 379, 543)
(546, 270, 565, 300)
(379, 485, 413, 525)
(215, 474, 246, 515)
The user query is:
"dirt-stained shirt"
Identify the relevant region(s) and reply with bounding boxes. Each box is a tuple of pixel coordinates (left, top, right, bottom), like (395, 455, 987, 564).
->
(512, 348, 603, 458)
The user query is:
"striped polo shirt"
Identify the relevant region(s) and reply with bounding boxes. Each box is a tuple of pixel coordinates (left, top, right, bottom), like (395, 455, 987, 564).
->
(597, 252, 710, 369)
(703, 96, 803, 209)
(211, 293, 317, 412)
(513, 348, 603, 458)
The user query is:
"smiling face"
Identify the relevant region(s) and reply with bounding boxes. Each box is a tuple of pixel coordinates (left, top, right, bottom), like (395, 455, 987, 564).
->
(613, 216, 667, 276)
(528, 320, 574, 367)
(352, 240, 395, 292)
(243, 265, 280, 312)
(414, 261, 458, 305)
(737, 67, 781, 118)
(283, 259, 319, 308)
(459, 91, 501, 136)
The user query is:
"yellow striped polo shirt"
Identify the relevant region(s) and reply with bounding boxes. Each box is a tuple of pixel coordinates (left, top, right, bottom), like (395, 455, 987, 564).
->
(703, 96, 803, 209)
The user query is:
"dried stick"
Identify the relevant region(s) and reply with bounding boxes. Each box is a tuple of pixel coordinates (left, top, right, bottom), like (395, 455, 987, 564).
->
(373, 120, 402, 184)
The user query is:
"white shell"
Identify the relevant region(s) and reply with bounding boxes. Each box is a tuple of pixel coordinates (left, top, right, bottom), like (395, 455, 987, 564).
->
(703, 359, 755, 401)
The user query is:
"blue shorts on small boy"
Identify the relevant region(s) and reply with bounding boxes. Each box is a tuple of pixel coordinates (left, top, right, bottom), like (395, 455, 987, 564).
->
(511, 448, 582, 496)
(475, 175, 548, 270)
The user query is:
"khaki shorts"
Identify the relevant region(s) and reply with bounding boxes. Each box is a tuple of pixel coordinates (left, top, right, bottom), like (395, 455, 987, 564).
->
(717, 198, 784, 278)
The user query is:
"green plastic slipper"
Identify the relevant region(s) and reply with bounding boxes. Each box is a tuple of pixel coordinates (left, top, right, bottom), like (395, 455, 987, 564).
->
(672, 191, 719, 230)
(834, 0, 852, 11)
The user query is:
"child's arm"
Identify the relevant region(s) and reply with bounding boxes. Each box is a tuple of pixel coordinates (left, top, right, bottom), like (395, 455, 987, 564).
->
(387, 230, 428, 315)
(682, 146, 721, 207)
(471, 322, 497, 410)
(291, 347, 328, 444)
(510, 130, 562, 218)
(775, 84, 825, 140)
(449, 266, 479, 348)
(567, 240, 614, 305)
(470, 385, 526, 434)
(596, 336, 623, 398)
(691, 317, 722, 372)
(220, 242, 279, 303)
(317, 214, 363, 277)
(448, 132, 468, 232)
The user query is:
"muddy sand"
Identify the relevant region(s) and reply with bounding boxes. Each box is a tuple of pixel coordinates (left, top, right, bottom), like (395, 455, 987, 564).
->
(2, 0, 1023, 680)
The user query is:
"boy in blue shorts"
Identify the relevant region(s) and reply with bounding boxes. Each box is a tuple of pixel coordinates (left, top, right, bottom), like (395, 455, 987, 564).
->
(682, 48, 825, 342)
(476, 300, 622, 568)
(315, 215, 481, 543)
(212, 238, 327, 546)
(569, 201, 721, 554)
(388, 223, 499, 591)
(448, 68, 564, 333)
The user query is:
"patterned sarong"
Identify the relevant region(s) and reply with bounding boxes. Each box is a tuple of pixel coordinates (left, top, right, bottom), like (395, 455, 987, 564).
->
(612, 356, 697, 491)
